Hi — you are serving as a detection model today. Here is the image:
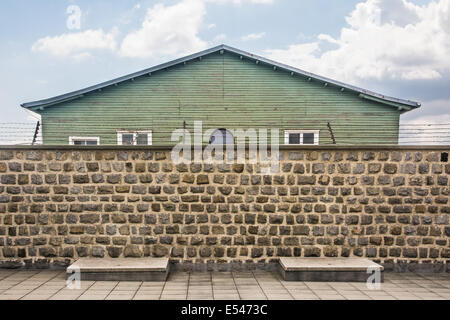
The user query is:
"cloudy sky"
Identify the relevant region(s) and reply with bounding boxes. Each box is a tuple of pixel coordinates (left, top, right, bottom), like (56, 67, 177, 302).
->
(1, 0, 449, 126)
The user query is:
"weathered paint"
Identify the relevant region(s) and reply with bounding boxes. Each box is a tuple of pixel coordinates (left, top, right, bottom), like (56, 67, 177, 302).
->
(39, 51, 402, 145)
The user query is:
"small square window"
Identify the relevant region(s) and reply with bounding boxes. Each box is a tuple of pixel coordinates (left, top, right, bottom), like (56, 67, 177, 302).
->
(289, 133, 301, 145)
(303, 133, 315, 145)
(285, 130, 319, 145)
(136, 133, 148, 145)
(117, 131, 152, 146)
(69, 137, 100, 146)
(122, 134, 134, 145)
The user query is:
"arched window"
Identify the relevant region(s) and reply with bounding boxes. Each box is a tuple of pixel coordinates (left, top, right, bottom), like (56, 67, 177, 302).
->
(209, 129, 234, 145)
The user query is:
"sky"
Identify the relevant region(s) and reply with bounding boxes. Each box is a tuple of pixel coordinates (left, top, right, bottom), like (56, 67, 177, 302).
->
(0, 0, 449, 128)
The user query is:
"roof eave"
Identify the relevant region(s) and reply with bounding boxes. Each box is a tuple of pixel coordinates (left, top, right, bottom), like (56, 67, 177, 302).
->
(220, 45, 420, 109)
(21, 44, 421, 110)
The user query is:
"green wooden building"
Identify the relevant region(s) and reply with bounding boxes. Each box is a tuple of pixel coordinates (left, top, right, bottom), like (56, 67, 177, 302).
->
(22, 45, 420, 146)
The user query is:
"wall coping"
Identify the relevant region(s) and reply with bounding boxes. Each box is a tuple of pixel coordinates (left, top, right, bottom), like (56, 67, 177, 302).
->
(1, 145, 449, 151)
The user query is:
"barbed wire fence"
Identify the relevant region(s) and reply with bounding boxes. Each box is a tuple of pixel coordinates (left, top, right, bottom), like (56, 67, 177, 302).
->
(0, 122, 42, 145)
(398, 124, 450, 145)
(0, 122, 449, 146)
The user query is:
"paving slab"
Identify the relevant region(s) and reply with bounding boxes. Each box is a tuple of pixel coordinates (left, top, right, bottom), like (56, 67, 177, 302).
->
(0, 269, 448, 300)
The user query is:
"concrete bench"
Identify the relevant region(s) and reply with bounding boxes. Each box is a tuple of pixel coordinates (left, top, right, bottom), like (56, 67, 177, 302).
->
(66, 258, 169, 281)
(279, 257, 384, 282)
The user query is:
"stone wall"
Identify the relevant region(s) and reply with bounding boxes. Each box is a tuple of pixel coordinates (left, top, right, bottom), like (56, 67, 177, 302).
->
(0, 147, 449, 272)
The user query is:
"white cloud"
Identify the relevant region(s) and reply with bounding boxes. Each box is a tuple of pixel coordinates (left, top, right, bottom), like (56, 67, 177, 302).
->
(72, 52, 93, 62)
(31, 28, 118, 59)
(120, 3, 144, 25)
(266, 0, 450, 83)
(118, 0, 274, 58)
(213, 33, 227, 43)
(206, 0, 273, 4)
(26, 110, 41, 123)
(119, 0, 208, 58)
(404, 114, 450, 124)
(403, 99, 450, 121)
(31, 0, 274, 61)
(241, 32, 266, 41)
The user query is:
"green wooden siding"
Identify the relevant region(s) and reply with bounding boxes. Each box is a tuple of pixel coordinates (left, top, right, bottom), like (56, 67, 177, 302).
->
(40, 51, 400, 145)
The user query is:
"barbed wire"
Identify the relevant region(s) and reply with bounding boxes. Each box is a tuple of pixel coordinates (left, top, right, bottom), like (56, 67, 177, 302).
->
(0, 123, 449, 146)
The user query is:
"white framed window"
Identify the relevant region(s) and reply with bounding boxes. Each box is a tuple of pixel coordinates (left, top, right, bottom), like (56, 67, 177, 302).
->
(284, 130, 320, 145)
(69, 136, 100, 146)
(117, 130, 153, 146)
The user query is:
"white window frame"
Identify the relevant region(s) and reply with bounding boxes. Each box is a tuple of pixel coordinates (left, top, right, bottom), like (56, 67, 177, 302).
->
(117, 130, 153, 146)
(284, 130, 320, 145)
(69, 136, 100, 146)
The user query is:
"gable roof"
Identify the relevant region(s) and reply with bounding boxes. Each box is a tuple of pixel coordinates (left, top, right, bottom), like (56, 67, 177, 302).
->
(21, 44, 421, 111)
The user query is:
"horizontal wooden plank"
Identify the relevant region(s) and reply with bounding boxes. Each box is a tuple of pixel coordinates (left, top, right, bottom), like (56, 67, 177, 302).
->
(41, 52, 400, 145)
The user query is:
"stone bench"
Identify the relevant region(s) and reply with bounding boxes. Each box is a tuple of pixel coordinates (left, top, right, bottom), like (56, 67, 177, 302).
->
(66, 258, 169, 281)
(279, 257, 384, 282)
